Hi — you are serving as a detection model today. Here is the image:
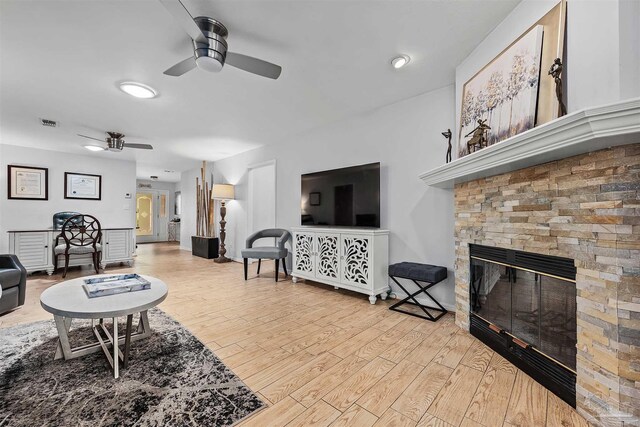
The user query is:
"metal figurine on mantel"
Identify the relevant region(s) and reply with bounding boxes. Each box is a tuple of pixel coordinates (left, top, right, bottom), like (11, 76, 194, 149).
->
(442, 129, 452, 163)
(465, 119, 491, 154)
(549, 58, 567, 116)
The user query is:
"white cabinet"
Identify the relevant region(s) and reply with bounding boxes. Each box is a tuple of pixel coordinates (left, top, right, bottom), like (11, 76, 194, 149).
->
(292, 227, 389, 304)
(102, 229, 134, 266)
(7, 228, 134, 275)
(9, 231, 54, 275)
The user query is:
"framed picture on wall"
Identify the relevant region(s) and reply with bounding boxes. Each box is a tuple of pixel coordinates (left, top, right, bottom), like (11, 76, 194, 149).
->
(309, 192, 321, 206)
(65, 172, 102, 200)
(7, 165, 48, 200)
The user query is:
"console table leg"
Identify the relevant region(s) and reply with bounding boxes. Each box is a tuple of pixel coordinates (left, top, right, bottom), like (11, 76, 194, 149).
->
(124, 314, 133, 368)
(54, 316, 73, 360)
(380, 292, 388, 300)
(113, 317, 119, 379)
(369, 295, 377, 305)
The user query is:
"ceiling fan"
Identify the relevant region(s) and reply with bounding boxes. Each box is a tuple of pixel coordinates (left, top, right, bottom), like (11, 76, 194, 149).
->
(78, 132, 153, 152)
(159, 0, 282, 79)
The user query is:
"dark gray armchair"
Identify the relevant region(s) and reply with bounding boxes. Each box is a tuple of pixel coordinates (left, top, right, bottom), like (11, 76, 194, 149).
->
(0, 254, 27, 315)
(241, 229, 291, 282)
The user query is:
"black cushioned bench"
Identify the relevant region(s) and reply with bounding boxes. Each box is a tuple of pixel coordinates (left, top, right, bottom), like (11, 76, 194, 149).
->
(388, 262, 448, 322)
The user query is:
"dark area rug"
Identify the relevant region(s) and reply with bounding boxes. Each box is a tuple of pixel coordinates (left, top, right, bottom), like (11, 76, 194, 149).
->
(0, 309, 264, 427)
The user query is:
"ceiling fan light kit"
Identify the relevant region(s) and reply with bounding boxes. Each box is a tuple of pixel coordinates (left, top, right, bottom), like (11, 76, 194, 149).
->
(84, 145, 106, 152)
(78, 131, 153, 152)
(193, 17, 227, 73)
(160, 0, 282, 79)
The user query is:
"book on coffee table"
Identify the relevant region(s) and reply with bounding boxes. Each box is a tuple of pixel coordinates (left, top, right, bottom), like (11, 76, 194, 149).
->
(83, 274, 151, 298)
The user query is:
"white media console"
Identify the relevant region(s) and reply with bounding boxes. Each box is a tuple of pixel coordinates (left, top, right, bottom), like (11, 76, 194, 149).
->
(291, 226, 389, 304)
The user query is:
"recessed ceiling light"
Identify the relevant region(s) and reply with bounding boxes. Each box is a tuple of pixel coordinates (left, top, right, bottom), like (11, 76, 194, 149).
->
(119, 82, 158, 99)
(84, 145, 105, 152)
(391, 55, 411, 69)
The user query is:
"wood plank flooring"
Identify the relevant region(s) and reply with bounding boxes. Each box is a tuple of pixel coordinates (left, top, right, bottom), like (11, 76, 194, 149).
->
(0, 243, 589, 427)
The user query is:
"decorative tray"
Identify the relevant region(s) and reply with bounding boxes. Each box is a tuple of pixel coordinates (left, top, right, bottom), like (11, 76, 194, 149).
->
(83, 274, 151, 298)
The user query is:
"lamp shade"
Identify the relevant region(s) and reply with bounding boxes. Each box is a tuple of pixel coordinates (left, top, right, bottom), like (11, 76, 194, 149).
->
(212, 183, 235, 200)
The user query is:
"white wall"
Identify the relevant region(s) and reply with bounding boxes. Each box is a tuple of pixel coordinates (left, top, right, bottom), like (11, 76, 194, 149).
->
(177, 162, 214, 250)
(211, 85, 457, 309)
(455, 0, 640, 151)
(0, 144, 136, 252)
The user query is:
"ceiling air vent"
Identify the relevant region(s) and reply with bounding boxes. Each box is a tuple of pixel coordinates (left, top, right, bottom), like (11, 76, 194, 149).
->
(40, 118, 58, 127)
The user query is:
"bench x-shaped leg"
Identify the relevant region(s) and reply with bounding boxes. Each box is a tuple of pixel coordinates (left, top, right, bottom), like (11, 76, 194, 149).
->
(388, 276, 447, 322)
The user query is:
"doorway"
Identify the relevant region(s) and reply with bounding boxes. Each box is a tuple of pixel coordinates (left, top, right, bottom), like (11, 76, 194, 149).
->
(334, 184, 354, 226)
(247, 160, 276, 235)
(136, 189, 169, 243)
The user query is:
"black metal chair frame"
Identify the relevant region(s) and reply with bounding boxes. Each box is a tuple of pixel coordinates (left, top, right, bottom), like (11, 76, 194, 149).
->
(388, 275, 447, 322)
(54, 214, 102, 278)
(244, 257, 289, 282)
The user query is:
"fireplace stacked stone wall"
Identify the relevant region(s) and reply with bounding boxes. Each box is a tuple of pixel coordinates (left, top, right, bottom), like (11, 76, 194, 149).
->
(454, 143, 639, 425)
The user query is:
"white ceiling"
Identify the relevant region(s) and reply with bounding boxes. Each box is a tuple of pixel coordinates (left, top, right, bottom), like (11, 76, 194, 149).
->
(0, 0, 519, 183)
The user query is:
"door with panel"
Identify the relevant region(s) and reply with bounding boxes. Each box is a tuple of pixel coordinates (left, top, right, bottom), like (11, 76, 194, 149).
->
(340, 233, 373, 295)
(293, 231, 316, 280)
(314, 233, 340, 283)
(136, 190, 169, 243)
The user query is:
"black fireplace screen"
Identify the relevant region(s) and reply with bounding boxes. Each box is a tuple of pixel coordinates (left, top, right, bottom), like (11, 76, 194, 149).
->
(470, 257, 577, 371)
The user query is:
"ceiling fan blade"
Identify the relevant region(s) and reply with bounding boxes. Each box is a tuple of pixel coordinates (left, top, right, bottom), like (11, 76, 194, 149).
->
(124, 143, 154, 150)
(164, 57, 197, 76)
(77, 134, 105, 143)
(159, 0, 206, 43)
(226, 52, 282, 80)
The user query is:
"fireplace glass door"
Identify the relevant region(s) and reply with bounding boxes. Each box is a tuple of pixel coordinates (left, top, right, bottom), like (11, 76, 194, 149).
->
(470, 257, 576, 371)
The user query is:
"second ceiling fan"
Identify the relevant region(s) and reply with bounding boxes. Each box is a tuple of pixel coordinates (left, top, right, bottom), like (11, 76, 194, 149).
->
(160, 0, 282, 80)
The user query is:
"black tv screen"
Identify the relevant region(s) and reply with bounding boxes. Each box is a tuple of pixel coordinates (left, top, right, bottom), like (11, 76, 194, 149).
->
(301, 162, 380, 228)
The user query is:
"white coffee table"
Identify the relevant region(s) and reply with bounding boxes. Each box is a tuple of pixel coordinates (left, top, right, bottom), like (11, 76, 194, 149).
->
(40, 274, 168, 378)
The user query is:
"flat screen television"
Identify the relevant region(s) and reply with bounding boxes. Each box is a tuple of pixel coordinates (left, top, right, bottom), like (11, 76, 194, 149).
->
(301, 162, 380, 228)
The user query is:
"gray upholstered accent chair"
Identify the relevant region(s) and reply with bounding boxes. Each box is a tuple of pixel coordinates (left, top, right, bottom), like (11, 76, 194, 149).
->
(54, 214, 102, 278)
(0, 254, 27, 315)
(242, 229, 291, 282)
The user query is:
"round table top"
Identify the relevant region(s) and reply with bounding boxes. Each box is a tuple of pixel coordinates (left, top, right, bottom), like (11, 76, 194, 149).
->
(40, 274, 168, 319)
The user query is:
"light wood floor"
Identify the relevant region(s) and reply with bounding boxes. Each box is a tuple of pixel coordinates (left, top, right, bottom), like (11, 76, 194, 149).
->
(0, 243, 588, 427)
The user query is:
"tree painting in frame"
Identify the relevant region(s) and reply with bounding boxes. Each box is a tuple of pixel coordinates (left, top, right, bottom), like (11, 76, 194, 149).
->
(65, 172, 102, 200)
(458, 25, 544, 158)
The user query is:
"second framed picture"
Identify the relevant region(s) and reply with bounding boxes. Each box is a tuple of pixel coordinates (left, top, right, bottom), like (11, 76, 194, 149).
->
(65, 172, 102, 200)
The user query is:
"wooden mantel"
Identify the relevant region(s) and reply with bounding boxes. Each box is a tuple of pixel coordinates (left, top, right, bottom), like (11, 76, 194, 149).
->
(419, 98, 640, 189)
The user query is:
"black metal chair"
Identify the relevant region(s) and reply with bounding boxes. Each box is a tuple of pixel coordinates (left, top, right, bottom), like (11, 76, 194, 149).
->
(54, 214, 102, 278)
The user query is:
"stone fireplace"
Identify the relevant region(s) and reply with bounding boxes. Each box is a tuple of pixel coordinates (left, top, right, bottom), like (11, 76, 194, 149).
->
(454, 143, 639, 425)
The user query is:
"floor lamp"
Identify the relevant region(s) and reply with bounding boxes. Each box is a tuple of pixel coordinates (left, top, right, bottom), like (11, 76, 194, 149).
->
(212, 183, 235, 263)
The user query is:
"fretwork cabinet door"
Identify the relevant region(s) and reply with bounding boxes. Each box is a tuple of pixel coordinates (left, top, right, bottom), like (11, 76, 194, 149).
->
(339, 234, 372, 288)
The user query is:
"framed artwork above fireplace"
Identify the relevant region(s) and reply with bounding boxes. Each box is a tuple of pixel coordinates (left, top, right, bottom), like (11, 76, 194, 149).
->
(458, 0, 566, 158)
